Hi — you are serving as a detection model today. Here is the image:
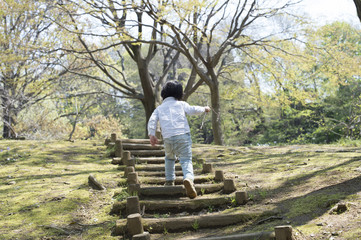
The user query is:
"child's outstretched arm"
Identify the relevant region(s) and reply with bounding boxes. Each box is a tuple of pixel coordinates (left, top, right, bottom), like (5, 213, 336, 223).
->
(183, 101, 211, 116)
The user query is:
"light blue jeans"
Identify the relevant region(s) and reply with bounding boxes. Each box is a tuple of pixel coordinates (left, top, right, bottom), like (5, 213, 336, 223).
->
(163, 133, 194, 181)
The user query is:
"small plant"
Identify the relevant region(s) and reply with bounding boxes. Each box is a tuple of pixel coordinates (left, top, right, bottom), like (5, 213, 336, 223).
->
(192, 220, 199, 231)
(258, 189, 268, 199)
(200, 188, 206, 195)
(105, 145, 115, 157)
(208, 205, 214, 213)
(230, 196, 237, 207)
(163, 226, 168, 235)
(118, 180, 127, 187)
(114, 189, 130, 201)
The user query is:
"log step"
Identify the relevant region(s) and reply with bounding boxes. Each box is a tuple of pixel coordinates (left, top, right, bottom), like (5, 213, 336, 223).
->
(139, 175, 214, 185)
(136, 157, 165, 164)
(136, 170, 184, 177)
(196, 231, 275, 240)
(136, 169, 202, 177)
(114, 210, 276, 235)
(123, 143, 164, 151)
(130, 150, 165, 157)
(111, 196, 233, 215)
(139, 183, 223, 197)
(119, 139, 163, 144)
(136, 164, 182, 172)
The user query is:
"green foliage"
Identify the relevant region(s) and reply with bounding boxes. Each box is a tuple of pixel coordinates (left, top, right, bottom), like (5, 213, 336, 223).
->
(163, 226, 168, 235)
(238, 21, 361, 145)
(191, 220, 199, 231)
(114, 189, 130, 202)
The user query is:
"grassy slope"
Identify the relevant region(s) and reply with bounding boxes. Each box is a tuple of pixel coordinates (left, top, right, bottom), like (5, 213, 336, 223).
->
(0, 140, 119, 240)
(1, 140, 360, 239)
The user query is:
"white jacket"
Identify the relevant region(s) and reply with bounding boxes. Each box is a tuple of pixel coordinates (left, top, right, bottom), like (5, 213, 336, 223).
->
(147, 97, 206, 139)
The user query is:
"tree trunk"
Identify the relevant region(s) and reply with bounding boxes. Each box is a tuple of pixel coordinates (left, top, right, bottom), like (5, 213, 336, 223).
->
(209, 82, 224, 145)
(2, 96, 16, 139)
(354, 0, 361, 22)
(2, 113, 14, 138)
(68, 113, 79, 141)
(138, 65, 158, 138)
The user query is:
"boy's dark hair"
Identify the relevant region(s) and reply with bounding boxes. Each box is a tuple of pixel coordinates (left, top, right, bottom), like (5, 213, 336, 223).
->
(161, 81, 183, 100)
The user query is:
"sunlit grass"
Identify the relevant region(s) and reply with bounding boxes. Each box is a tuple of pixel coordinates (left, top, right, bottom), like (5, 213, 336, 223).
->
(0, 140, 119, 240)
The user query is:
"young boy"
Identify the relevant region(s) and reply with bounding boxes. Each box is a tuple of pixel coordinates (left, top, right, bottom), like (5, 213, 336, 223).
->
(147, 81, 210, 199)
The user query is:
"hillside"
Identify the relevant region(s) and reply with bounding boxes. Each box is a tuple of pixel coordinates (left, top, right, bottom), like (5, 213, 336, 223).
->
(0, 140, 360, 239)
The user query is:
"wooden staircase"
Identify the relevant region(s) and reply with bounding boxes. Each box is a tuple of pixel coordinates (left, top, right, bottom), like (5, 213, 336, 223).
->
(105, 135, 292, 240)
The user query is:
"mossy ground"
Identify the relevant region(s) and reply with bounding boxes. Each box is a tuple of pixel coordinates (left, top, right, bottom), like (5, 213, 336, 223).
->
(1, 141, 360, 239)
(0, 140, 120, 240)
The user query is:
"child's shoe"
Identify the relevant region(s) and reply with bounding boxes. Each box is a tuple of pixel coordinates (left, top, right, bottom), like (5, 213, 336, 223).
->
(183, 178, 197, 199)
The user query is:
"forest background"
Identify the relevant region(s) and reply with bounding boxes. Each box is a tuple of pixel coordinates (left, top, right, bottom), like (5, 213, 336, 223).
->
(1, 0, 361, 146)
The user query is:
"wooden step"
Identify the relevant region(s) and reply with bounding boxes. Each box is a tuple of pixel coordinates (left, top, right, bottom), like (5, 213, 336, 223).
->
(197, 231, 275, 240)
(138, 183, 223, 197)
(136, 169, 202, 177)
(139, 175, 214, 185)
(111, 196, 233, 215)
(136, 170, 184, 177)
(123, 143, 164, 151)
(135, 164, 182, 171)
(114, 210, 277, 235)
(119, 139, 163, 144)
(130, 149, 165, 157)
(136, 157, 165, 164)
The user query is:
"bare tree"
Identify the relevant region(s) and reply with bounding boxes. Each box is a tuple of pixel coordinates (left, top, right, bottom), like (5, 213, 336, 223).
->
(139, 0, 300, 144)
(0, 0, 66, 138)
(54, 0, 300, 144)
(53, 0, 186, 136)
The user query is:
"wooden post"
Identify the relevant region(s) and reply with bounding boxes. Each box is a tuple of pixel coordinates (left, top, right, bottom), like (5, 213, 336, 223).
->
(124, 166, 135, 178)
(128, 184, 140, 195)
(235, 191, 248, 205)
(104, 138, 111, 146)
(275, 225, 293, 240)
(202, 163, 213, 173)
(127, 159, 136, 167)
(223, 179, 236, 194)
(127, 172, 139, 184)
(127, 213, 144, 236)
(122, 150, 131, 165)
(132, 232, 150, 240)
(110, 133, 117, 142)
(126, 196, 141, 216)
(114, 140, 123, 158)
(215, 170, 224, 182)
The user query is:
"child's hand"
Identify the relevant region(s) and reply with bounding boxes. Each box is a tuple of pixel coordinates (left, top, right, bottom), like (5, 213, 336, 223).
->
(205, 106, 211, 113)
(149, 135, 158, 146)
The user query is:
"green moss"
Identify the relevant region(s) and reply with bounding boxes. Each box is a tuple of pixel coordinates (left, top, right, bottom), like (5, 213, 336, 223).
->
(297, 223, 321, 236)
(286, 193, 343, 218)
(0, 140, 118, 240)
